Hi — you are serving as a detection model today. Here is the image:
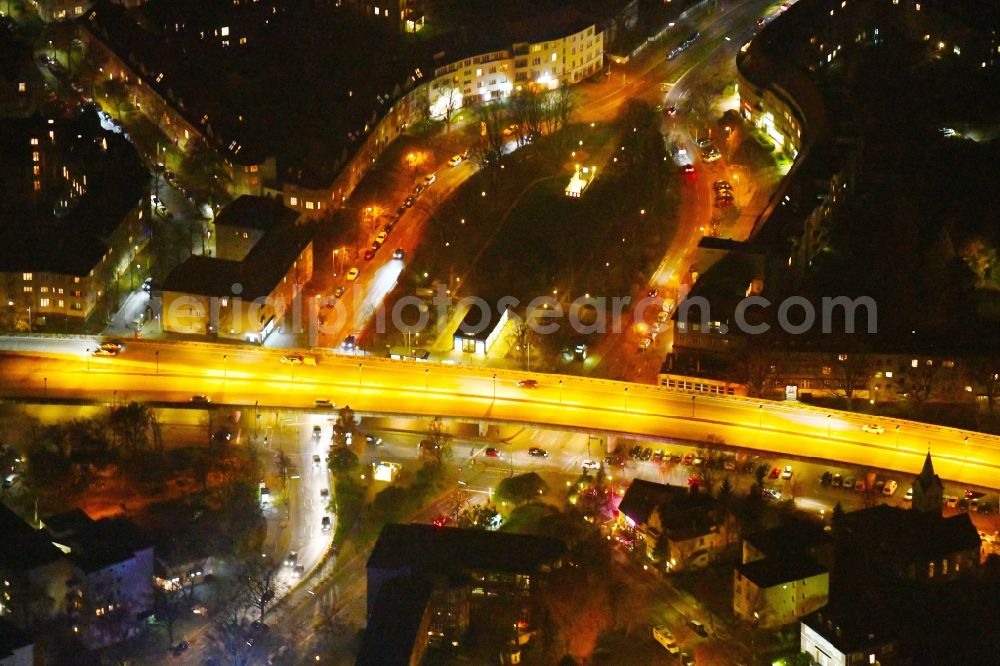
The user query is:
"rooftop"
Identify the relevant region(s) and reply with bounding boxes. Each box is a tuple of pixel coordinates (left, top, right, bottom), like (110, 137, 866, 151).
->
(162, 197, 313, 299)
(0, 503, 63, 573)
(213, 194, 300, 232)
(367, 523, 565, 575)
(355, 576, 433, 666)
(618, 479, 694, 526)
(837, 505, 981, 563)
(802, 603, 897, 655)
(737, 555, 827, 588)
(745, 518, 830, 560)
(0, 112, 148, 276)
(42, 510, 153, 574)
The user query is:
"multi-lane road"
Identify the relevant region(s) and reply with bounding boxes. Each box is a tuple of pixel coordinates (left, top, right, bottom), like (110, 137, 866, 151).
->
(2, 338, 998, 489)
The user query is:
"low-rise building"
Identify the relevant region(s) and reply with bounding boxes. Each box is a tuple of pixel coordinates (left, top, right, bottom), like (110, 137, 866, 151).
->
(451, 304, 512, 356)
(734, 556, 829, 628)
(0, 504, 72, 629)
(800, 606, 898, 666)
(42, 509, 155, 648)
(161, 196, 312, 342)
(616, 479, 734, 571)
(363, 524, 565, 659)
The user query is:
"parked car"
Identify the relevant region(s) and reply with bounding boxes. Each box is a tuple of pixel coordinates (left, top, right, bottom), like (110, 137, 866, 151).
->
(883, 480, 898, 496)
(687, 619, 708, 637)
(363, 248, 376, 261)
(375, 231, 388, 245)
(448, 154, 463, 167)
(769, 466, 781, 479)
(832, 473, 843, 487)
(345, 267, 359, 281)
(582, 459, 600, 471)
(484, 447, 500, 458)
(652, 626, 679, 654)
(781, 465, 793, 480)
(641, 447, 653, 461)
(854, 478, 867, 491)
(528, 447, 548, 458)
(630, 445, 643, 460)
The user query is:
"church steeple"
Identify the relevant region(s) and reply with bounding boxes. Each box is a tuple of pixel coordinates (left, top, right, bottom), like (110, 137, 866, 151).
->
(911, 451, 944, 514)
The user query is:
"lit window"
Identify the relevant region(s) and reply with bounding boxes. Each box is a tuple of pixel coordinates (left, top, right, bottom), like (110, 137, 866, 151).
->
(18, 82, 26, 93)
(30, 137, 38, 145)
(885, 371, 893, 378)
(32, 151, 40, 162)
(220, 26, 229, 36)
(306, 201, 315, 210)
(289, 196, 298, 206)
(551, 52, 557, 62)
(40, 298, 50, 307)
(911, 359, 919, 368)
(22, 273, 32, 281)
(23, 286, 32, 293)
(374, 6, 379, 15)
(58, 300, 64, 308)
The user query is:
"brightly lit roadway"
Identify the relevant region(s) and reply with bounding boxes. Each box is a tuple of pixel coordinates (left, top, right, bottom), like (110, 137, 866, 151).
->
(1, 338, 997, 489)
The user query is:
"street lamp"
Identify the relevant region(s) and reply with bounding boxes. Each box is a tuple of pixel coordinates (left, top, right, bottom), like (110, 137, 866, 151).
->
(827, 414, 832, 438)
(424, 368, 429, 393)
(691, 395, 696, 417)
(624, 387, 629, 413)
(895, 424, 900, 448)
(223, 354, 228, 380)
(358, 363, 363, 388)
(559, 379, 563, 404)
(155, 350, 159, 375)
(758, 404, 763, 428)
(492, 373, 497, 401)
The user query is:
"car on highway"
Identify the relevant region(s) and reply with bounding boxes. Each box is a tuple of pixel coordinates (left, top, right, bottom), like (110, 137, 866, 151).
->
(682, 163, 695, 175)
(342, 334, 356, 350)
(365, 434, 383, 447)
(281, 354, 304, 365)
(781, 465, 793, 480)
(312, 454, 322, 469)
(284, 551, 298, 567)
(142, 277, 154, 292)
(666, 105, 677, 117)
(320, 488, 329, 499)
(484, 447, 500, 458)
(393, 248, 405, 260)
(100, 341, 125, 353)
(862, 423, 885, 434)
(375, 231, 388, 245)
(333, 286, 346, 298)
(448, 154, 463, 167)
(321, 516, 331, 531)
(314, 398, 333, 408)
(190, 394, 210, 403)
(432, 514, 451, 527)
(528, 447, 548, 458)
(582, 459, 601, 471)
(292, 565, 305, 579)
(517, 379, 539, 388)
(312, 424, 323, 438)
(93, 347, 118, 357)
(346, 267, 359, 281)
(756, 17, 766, 26)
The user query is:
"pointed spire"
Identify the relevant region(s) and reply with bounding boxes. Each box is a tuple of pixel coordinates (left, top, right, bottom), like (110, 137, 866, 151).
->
(917, 450, 936, 487)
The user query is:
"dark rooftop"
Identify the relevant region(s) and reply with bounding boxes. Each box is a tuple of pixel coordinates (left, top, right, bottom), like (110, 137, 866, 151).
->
(163, 198, 313, 299)
(355, 576, 432, 666)
(745, 518, 830, 560)
(0, 617, 32, 659)
(367, 523, 565, 575)
(802, 603, 896, 655)
(212, 194, 300, 232)
(737, 555, 827, 588)
(455, 303, 511, 342)
(0, 113, 148, 275)
(0, 503, 63, 573)
(42, 510, 152, 574)
(618, 479, 716, 528)
(837, 505, 981, 563)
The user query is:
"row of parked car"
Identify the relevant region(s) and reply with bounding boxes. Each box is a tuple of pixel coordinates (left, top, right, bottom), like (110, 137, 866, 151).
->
(822, 471, 899, 496)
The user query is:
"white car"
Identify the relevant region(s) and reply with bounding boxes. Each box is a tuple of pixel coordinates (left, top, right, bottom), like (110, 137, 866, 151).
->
(862, 424, 885, 434)
(346, 267, 359, 281)
(882, 479, 898, 496)
(781, 465, 793, 480)
(582, 459, 600, 471)
(422, 173, 436, 186)
(448, 154, 463, 167)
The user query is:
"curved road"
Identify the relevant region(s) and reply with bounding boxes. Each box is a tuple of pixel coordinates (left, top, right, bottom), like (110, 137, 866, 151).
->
(1, 338, 997, 488)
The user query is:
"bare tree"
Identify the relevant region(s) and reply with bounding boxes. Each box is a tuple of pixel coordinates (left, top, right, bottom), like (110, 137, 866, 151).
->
(419, 417, 452, 465)
(242, 556, 282, 621)
(898, 361, 939, 404)
(829, 352, 874, 410)
(475, 101, 508, 184)
(436, 85, 462, 133)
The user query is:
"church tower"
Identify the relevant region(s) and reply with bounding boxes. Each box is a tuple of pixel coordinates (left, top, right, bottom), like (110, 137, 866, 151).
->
(910, 451, 944, 514)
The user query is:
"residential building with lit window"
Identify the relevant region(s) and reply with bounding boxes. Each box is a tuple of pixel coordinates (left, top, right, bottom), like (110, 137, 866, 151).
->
(0, 114, 149, 330)
(362, 524, 565, 660)
(0, 31, 45, 118)
(161, 196, 312, 342)
(31, 0, 91, 21)
(615, 479, 736, 571)
(41, 510, 154, 649)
